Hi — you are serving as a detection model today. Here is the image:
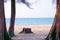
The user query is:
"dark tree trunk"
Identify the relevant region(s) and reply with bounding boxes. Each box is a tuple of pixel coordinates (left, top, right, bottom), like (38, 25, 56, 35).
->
(45, 0, 60, 40)
(0, 0, 11, 40)
(9, 0, 15, 37)
(0, 0, 4, 40)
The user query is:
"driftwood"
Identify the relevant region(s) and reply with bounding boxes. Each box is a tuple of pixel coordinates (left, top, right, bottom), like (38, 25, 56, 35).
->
(19, 28, 33, 34)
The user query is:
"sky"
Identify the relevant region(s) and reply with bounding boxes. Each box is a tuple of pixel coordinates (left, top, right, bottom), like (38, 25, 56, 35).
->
(4, 0, 56, 18)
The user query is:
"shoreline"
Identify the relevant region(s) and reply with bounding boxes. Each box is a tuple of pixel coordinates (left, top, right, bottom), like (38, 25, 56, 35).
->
(6, 24, 52, 26)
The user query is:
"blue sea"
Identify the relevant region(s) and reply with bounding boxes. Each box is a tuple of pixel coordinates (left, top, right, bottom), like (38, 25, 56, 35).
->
(6, 18, 54, 25)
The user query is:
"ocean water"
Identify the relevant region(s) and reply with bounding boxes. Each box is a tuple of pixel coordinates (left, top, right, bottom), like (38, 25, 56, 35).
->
(6, 18, 54, 25)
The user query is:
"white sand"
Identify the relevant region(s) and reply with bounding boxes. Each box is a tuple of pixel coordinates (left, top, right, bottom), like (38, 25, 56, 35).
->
(7, 24, 52, 40)
(7, 24, 52, 34)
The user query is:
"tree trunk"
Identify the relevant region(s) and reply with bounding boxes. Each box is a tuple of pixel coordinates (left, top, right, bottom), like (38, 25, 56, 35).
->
(0, 0, 4, 40)
(45, 0, 60, 40)
(20, 28, 33, 34)
(9, 0, 15, 37)
(0, 0, 11, 40)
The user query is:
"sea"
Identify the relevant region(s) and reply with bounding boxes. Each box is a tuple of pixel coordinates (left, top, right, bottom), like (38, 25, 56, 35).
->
(6, 18, 54, 25)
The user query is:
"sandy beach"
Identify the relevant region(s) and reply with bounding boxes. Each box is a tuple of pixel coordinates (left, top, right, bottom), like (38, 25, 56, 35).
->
(7, 24, 52, 34)
(7, 24, 52, 40)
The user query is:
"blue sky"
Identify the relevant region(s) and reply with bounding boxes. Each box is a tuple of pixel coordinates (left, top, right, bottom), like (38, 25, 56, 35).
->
(4, 0, 56, 18)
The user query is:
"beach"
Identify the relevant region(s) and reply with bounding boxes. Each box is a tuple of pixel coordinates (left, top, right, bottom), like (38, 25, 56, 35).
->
(7, 24, 52, 34)
(6, 24, 52, 40)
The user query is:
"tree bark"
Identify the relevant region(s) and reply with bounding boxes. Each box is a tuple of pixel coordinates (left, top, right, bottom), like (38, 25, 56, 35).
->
(45, 0, 60, 40)
(0, 0, 11, 40)
(9, 0, 15, 37)
(0, 0, 4, 40)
